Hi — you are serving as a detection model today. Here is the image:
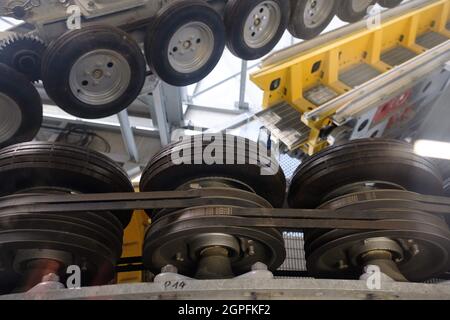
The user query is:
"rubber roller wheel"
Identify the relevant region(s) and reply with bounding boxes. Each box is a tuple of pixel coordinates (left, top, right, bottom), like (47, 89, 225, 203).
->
(0, 142, 134, 228)
(0, 63, 42, 149)
(288, 0, 338, 39)
(445, 179, 450, 197)
(41, 25, 146, 119)
(337, 0, 376, 23)
(145, 0, 225, 86)
(224, 0, 290, 60)
(140, 134, 286, 208)
(288, 139, 443, 208)
(437, 159, 450, 197)
(377, 0, 403, 8)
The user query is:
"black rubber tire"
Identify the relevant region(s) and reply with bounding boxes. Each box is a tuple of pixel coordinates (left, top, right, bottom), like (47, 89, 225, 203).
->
(377, 0, 403, 8)
(0, 142, 134, 228)
(444, 178, 450, 197)
(337, 0, 376, 23)
(145, 0, 225, 86)
(41, 25, 146, 119)
(288, 139, 444, 208)
(140, 134, 286, 208)
(288, 0, 338, 39)
(224, 0, 290, 60)
(436, 160, 450, 197)
(0, 63, 42, 149)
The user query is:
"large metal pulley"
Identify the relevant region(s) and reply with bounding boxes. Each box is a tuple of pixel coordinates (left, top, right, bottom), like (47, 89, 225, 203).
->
(288, 139, 450, 281)
(140, 134, 287, 279)
(0, 142, 134, 293)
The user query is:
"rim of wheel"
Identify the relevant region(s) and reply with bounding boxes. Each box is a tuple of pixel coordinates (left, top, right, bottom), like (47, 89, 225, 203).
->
(69, 49, 131, 106)
(351, 0, 373, 12)
(168, 22, 214, 73)
(144, 207, 286, 276)
(0, 92, 22, 142)
(303, 0, 335, 28)
(243, 1, 282, 49)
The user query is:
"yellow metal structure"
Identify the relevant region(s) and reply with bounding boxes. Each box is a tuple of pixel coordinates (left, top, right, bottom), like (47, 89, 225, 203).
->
(117, 210, 149, 283)
(251, 0, 450, 155)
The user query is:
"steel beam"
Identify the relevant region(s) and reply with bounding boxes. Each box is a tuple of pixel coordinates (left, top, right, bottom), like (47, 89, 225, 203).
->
(117, 110, 140, 162)
(236, 59, 249, 110)
(3, 278, 450, 300)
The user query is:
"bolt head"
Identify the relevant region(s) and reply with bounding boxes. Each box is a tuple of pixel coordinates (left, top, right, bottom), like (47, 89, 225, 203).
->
(42, 273, 60, 283)
(251, 262, 268, 271)
(161, 264, 178, 274)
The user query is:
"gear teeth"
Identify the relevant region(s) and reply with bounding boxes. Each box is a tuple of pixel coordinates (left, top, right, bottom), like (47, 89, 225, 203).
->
(0, 33, 46, 48)
(0, 32, 47, 82)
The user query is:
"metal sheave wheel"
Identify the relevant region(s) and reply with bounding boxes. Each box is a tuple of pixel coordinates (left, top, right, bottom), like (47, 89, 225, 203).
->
(0, 142, 135, 293)
(140, 134, 287, 209)
(288, 139, 450, 282)
(140, 134, 287, 278)
(288, 139, 444, 209)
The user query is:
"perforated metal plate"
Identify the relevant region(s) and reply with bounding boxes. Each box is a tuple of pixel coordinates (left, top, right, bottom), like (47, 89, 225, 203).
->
(416, 32, 449, 49)
(256, 103, 311, 150)
(339, 63, 382, 88)
(381, 46, 418, 66)
(278, 232, 307, 272)
(304, 85, 339, 106)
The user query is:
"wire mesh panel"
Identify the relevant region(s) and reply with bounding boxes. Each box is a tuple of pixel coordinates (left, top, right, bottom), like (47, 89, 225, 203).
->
(278, 232, 307, 272)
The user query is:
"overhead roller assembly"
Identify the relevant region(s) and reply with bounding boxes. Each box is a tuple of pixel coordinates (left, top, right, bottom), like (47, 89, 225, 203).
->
(0, 0, 411, 146)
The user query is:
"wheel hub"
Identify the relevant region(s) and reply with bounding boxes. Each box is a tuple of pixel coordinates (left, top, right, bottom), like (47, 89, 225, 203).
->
(304, 0, 336, 28)
(143, 205, 286, 278)
(14, 49, 40, 73)
(244, 1, 282, 48)
(168, 22, 214, 73)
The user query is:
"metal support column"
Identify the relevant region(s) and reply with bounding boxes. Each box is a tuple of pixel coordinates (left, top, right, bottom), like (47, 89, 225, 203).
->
(236, 60, 249, 110)
(117, 109, 140, 162)
(145, 84, 171, 146)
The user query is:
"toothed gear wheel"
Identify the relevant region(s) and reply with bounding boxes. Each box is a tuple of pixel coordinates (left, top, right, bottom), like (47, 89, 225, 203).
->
(0, 34, 47, 82)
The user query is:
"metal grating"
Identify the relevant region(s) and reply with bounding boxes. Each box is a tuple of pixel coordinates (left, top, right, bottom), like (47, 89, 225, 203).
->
(279, 153, 301, 182)
(416, 31, 449, 49)
(304, 85, 339, 106)
(381, 46, 418, 66)
(339, 63, 382, 88)
(278, 232, 307, 272)
(256, 103, 311, 150)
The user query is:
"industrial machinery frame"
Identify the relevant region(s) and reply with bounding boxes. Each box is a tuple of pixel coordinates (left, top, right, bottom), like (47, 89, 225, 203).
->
(251, 0, 450, 155)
